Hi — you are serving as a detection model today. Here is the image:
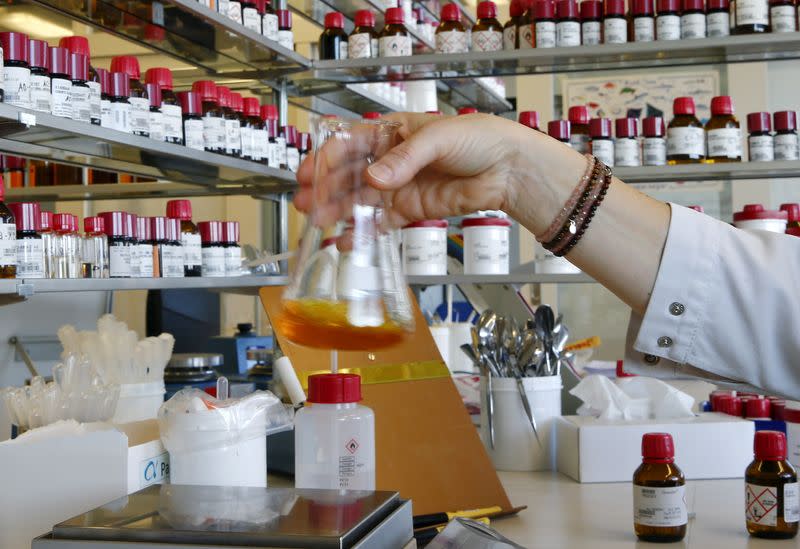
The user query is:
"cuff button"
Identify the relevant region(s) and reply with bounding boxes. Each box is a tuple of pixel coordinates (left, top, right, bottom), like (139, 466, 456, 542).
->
(657, 336, 673, 348)
(644, 354, 661, 365)
(669, 302, 685, 316)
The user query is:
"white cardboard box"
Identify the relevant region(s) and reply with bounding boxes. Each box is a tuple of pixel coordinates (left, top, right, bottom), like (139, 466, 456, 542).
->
(556, 413, 755, 483)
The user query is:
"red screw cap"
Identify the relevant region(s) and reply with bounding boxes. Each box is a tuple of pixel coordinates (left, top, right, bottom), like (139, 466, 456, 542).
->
(98, 211, 127, 237)
(28, 39, 49, 70)
(166, 199, 193, 221)
(324, 11, 345, 29)
(657, 0, 680, 11)
(283, 125, 298, 146)
(548, 120, 571, 140)
(556, 0, 580, 18)
(308, 373, 362, 403)
(615, 117, 639, 138)
(774, 111, 797, 132)
(716, 394, 743, 416)
(146, 83, 162, 108)
(69, 52, 89, 82)
(299, 132, 312, 152)
(0, 32, 30, 63)
(354, 9, 376, 26)
(458, 106, 479, 115)
(568, 105, 590, 125)
(510, 0, 525, 17)
(222, 221, 240, 243)
(681, 0, 705, 10)
(40, 211, 53, 231)
(230, 92, 244, 113)
(642, 432, 675, 463)
(632, 0, 654, 14)
(53, 213, 75, 234)
(110, 72, 130, 97)
(746, 112, 771, 133)
(8, 203, 41, 232)
(746, 397, 771, 419)
(385, 7, 405, 24)
(710, 95, 734, 116)
(192, 80, 217, 102)
(580, 0, 602, 18)
(754, 430, 787, 461)
(441, 3, 461, 20)
(216, 85, 232, 108)
(519, 111, 540, 129)
(198, 221, 223, 243)
(643, 116, 665, 137)
(604, 0, 625, 15)
(535, 0, 555, 18)
(96, 68, 111, 95)
(243, 97, 260, 117)
(49, 47, 70, 76)
(278, 9, 292, 28)
(144, 67, 174, 90)
(477, 1, 499, 19)
(260, 103, 279, 120)
(362, 112, 382, 119)
(177, 91, 202, 115)
(673, 96, 696, 116)
(110, 55, 141, 79)
(59, 36, 91, 58)
(589, 117, 612, 137)
(733, 204, 788, 222)
(150, 217, 167, 241)
(84, 216, 105, 234)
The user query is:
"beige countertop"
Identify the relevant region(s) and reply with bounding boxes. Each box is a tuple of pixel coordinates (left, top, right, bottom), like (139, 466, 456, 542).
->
(492, 471, 798, 548)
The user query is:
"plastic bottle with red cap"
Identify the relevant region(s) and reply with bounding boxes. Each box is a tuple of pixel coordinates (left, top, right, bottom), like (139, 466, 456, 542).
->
(615, 117, 641, 166)
(284, 125, 300, 172)
(0, 184, 16, 279)
(28, 39, 51, 114)
(319, 12, 349, 60)
(567, 106, 590, 152)
(69, 52, 92, 124)
(603, 0, 628, 43)
(680, 0, 707, 38)
(733, 204, 789, 233)
(436, 4, 468, 53)
(166, 200, 202, 277)
(156, 217, 185, 278)
(667, 97, 705, 164)
(401, 219, 448, 275)
(745, 431, 799, 538)
(554, 0, 581, 46)
(504, 0, 524, 48)
(145, 68, 183, 145)
(110, 56, 150, 137)
(458, 106, 479, 115)
(548, 120, 571, 144)
(580, 0, 603, 45)
(295, 373, 375, 490)
(177, 91, 204, 151)
(50, 47, 73, 119)
(242, 0, 263, 33)
(590, 117, 615, 166)
(350, 10, 379, 58)
(216, 86, 241, 157)
(0, 32, 31, 109)
(519, 110, 541, 131)
(192, 80, 226, 154)
(380, 8, 412, 57)
(59, 36, 102, 125)
(240, 97, 263, 162)
(259, 0, 277, 40)
(462, 216, 512, 274)
(52, 213, 81, 278)
(773, 111, 799, 160)
(145, 82, 164, 142)
(705, 96, 742, 162)
(632, 0, 655, 41)
(81, 216, 109, 279)
(8, 202, 43, 278)
(197, 221, 226, 277)
(707, 0, 731, 35)
(472, 1, 504, 51)
(633, 432, 687, 542)
(277, 9, 294, 50)
(656, 0, 682, 39)
(533, 0, 557, 47)
(734, 0, 769, 33)
(747, 112, 774, 162)
(222, 221, 241, 276)
(642, 116, 667, 165)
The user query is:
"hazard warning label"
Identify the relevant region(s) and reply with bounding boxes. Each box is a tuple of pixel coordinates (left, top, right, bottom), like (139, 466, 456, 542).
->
(345, 438, 359, 454)
(746, 483, 778, 527)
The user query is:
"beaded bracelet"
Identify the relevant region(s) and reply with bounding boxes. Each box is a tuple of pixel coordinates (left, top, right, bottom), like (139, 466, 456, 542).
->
(551, 163, 612, 257)
(536, 154, 596, 244)
(542, 159, 605, 252)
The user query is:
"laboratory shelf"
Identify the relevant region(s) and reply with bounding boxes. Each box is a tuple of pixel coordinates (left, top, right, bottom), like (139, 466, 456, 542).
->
(4, 182, 287, 202)
(407, 273, 597, 285)
(0, 103, 297, 191)
(616, 160, 800, 183)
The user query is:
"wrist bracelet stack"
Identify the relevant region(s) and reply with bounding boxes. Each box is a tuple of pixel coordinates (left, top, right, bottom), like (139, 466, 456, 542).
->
(536, 155, 613, 257)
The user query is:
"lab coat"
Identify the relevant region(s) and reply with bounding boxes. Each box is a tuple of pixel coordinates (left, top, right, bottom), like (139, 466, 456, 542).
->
(624, 204, 800, 400)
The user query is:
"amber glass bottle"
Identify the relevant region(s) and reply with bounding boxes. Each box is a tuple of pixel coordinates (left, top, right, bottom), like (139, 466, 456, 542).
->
(436, 4, 468, 53)
(746, 431, 799, 539)
(633, 433, 687, 543)
(0, 184, 16, 279)
(504, 0, 524, 48)
(568, 105, 590, 153)
(379, 8, 412, 57)
(472, 1, 504, 52)
(350, 10, 379, 58)
(319, 11, 349, 60)
(667, 96, 705, 164)
(192, 80, 226, 154)
(705, 95, 742, 163)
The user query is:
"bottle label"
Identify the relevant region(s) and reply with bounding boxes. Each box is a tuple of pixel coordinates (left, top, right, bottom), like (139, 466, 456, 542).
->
(109, 245, 131, 278)
(4, 66, 30, 109)
(707, 127, 742, 159)
(681, 12, 707, 38)
(730, 0, 737, 28)
(240, 126, 253, 158)
(227, 1, 242, 23)
(100, 99, 112, 128)
(339, 41, 349, 59)
(161, 104, 183, 142)
(287, 146, 300, 172)
(16, 239, 44, 278)
(263, 13, 279, 40)
(582, 21, 601, 44)
(771, 5, 797, 31)
(404, 231, 446, 267)
(634, 485, 687, 528)
(259, 129, 271, 162)
(30, 74, 51, 113)
(349, 33, 374, 58)
(556, 21, 581, 47)
(277, 29, 294, 50)
(0, 48, 4, 91)
(569, 133, 590, 154)
(217, 0, 229, 15)
(535, 22, 556, 48)
(51, 77, 73, 119)
(380, 35, 412, 57)
(634, 17, 655, 42)
(203, 115, 225, 150)
(667, 126, 705, 157)
(749, 134, 775, 161)
(243, 6, 261, 32)
(87, 80, 102, 123)
(472, 30, 503, 51)
(775, 133, 799, 160)
(201, 247, 226, 277)
(785, 482, 800, 523)
(591, 139, 615, 166)
(138, 244, 154, 277)
(0, 223, 16, 267)
(184, 118, 205, 150)
(371, 38, 379, 58)
(503, 25, 517, 49)
(149, 111, 164, 142)
(225, 118, 241, 154)
(707, 11, 731, 35)
(129, 96, 150, 135)
(604, 17, 627, 43)
(746, 483, 783, 526)
(643, 137, 667, 165)
(657, 14, 681, 39)
(224, 246, 242, 276)
(518, 23, 534, 48)
(110, 101, 131, 133)
(160, 245, 185, 278)
(70, 84, 91, 123)
(277, 136, 287, 166)
(614, 137, 641, 166)
(182, 232, 202, 268)
(270, 138, 281, 167)
(736, 0, 768, 26)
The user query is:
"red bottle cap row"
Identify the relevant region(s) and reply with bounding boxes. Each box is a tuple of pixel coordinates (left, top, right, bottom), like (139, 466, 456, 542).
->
(580, 0, 602, 18)
(324, 11, 346, 29)
(589, 117, 612, 138)
(59, 36, 92, 59)
(747, 111, 771, 133)
(780, 203, 800, 222)
(177, 91, 202, 115)
(243, 97, 260, 117)
(8, 202, 41, 232)
(643, 116, 665, 137)
(70, 52, 89, 82)
(216, 86, 232, 109)
(657, 0, 680, 12)
(615, 117, 639, 138)
(568, 105, 590, 125)
(477, 1, 499, 19)
(111, 72, 130, 98)
(548, 120, 570, 140)
(519, 110, 540, 130)
(146, 83, 162, 108)
(40, 211, 53, 232)
(84, 216, 105, 234)
(278, 9, 292, 28)
(166, 199, 193, 221)
(29, 39, 49, 70)
(733, 204, 788, 222)
(192, 80, 218, 102)
(49, 47, 70, 76)
(682, 0, 705, 11)
(354, 9, 376, 27)
(110, 55, 141, 80)
(150, 216, 168, 241)
(198, 220, 223, 243)
(145, 67, 174, 91)
(0, 32, 29, 63)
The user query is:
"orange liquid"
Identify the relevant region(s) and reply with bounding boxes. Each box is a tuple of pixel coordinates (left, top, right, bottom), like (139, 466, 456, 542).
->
(276, 299, 408, 350)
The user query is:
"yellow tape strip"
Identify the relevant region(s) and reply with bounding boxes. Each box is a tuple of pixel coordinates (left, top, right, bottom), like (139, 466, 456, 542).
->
(297, 359, 451, 389)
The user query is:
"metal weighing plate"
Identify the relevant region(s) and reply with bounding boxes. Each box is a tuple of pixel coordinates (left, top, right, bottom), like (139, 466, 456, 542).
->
(37, 485, 409, 548)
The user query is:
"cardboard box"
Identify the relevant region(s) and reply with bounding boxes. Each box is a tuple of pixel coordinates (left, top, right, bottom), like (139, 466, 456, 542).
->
(556, 413, 755, 483)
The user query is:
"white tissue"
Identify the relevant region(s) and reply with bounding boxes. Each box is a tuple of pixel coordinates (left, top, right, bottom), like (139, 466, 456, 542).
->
(570, 375, 695, 420)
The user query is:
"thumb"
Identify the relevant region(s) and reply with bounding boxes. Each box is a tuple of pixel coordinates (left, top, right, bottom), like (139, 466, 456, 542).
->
(365, 122, 442, 190)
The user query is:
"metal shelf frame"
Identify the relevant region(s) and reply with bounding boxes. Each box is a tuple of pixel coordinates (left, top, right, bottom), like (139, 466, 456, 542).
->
(4, 182, 288, 202)
(407, 273, 596, 285)
(616, 160, 800, 183)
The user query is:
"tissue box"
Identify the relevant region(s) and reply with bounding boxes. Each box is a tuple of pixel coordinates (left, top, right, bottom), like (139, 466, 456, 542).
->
(556, 413, 754, 483)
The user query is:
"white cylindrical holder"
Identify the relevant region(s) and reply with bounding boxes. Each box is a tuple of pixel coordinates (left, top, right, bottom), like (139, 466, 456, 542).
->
(462, 217, 512, 275)
(732, 204, 788, 233)
(112, 381, 166, 424)
(402, 219, 448, 275)
(429, 325, 451, 368)
(479, 376, 562, 471)
(447, 322, 475, 374)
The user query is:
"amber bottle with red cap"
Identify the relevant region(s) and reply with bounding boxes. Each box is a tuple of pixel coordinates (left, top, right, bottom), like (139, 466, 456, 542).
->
(519, 111, 541, 131)
(603, 0, 628, 43)
(631, 0, 655, 41)
(472, 1, 504, 51)
(436, 4, 468, 53)
(192, 80, 225, 154)
(156, 217, 185, 278)
(177, 91, 204, 151)
(581, 0, 603, 44)
(633, 432, 687, 542)
(705, 95, 742, 163)
(746, 431, 799, 538)
(350, 10, 378, 58)
(642, 116, 667, 165)
(320, 12, 349, 60)
(747, 112, 774, 162)
(240, 97, 264, 162)
(548, 120, 571, 145)
(216, 86, 241, 157)
(0, 32, 31, 109)
(0, 191, 19, 278)
(615, 117, 641, 166)
(568, 106, 590, 152)
(59, 36, 102, 125)
(8, 202, 43, 279)
(554, 0, 581, 46)
(681, 0, 707, 37)
(28, 39, 51, 114)
(667, 96, 705, 164)
(534, 0, 557, 47)
(262, 104, 283, 168)
(198, 221, 226, 277)
(380, 8, 412, 57)
(110, 56, 150, 137)
(167, 200, 202, 277)
(144, 83, 164, 143)
(504, 0, 524, 48)
(145, 68, 183, 144)
(774, 111, 799, 160)
(590, 117, 615, 166)
(222, 221, 241, 276)
(517, 0, 535, 49)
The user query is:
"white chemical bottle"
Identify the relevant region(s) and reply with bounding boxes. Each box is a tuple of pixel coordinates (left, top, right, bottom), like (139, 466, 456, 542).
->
(295, 373, 375, 491)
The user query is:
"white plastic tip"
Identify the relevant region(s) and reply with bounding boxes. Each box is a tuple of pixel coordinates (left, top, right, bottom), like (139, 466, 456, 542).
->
(275, 356, 306, 406)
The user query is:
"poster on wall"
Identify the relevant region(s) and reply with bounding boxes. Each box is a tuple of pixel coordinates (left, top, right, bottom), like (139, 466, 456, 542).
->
(562, 71, 720, 124)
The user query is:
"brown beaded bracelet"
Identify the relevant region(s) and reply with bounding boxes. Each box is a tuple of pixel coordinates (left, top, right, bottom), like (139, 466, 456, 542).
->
(552, 163, 612, 257)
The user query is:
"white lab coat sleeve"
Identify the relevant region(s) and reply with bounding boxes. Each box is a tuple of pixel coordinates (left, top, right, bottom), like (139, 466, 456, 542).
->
(624, 204, 800, 399)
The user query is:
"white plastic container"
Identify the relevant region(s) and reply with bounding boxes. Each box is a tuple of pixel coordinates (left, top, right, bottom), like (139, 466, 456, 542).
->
(479, 375, 562, 471)
(112, 381, 166, 424)
(295, 373, 375, 490)
(786, 406, 800, 468)
(462, 217, 511, 275)
(534, 241, 582, 274)
(429, 325, 451, 367)
(402, 219, 448, 275)
(447, 322, 475, 374)
(732, 204, 788, 233)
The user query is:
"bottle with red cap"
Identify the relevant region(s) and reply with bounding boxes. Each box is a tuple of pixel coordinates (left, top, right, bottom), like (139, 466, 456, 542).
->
(52, 213, 81, 278)
(534, 0, 557, 47)
(747, 112, 774, 161)
(192, 81, 226, 154)
(145, 82, 164, 142)
(239, 97, 262, 162)
(96, 68, 112, 130)
(230, 92, 246, 151)
(548, 120, 571, 144)
(39, 211, 54, 277)
(177, 91, 204, 150)
(133, 215, 154, 278)
(633, 432, 688, 542)
(733, 204, 788, 233)
(8, 202, 43, 279)
(350, 10, 379, 58)
(262, 104, 283, 168)
(642, 116, 667, 165)
(632, 0, 655, 41)
(216, 86, 241, 157)
(458, 106, 479, 115)
(107, 72, 132, 133)
(277, 9, 294, 50)
(0, 184, 16, 279)
(156, 217, 185, 278)
(667, 97, 705, 164)
(615, 117, 641, 166)
(733, 0, 769, 33)
(472, 1, 504, 51)
(770, 0, 797, 31)
(517, 0, 535, 49)
(555, 0, 581, 46)
(59, 36, 102, 125)
(603, 0, 628, 43)
(319, 12, 349, 60)
(590, 117, 615, 166)
(225, 0, 243, 25)
(81, 216, 109, 279)
(110, 56, 150, 137)
(69, 53, 92, 124)
(707, 0, 731, 35)
(2, 155, 26, 189)
(568, 105, 590, 152)
(680, 0, 707, 37)
(581, 0, 603, 44)
(222, 221, 241, 276)
(0, 32, 31, 109)
(50, 47, 73, 119)
(504, 0, 524, 48)
(436, 4, 468, 53)
(166, 199, 202, 277)
(298, 132, 311, 164)
(774, 111, 799, 160)
(705, 95, 742, 163)
(295, 373, 375, 490)
(380, 8, 412, 57)
(28, 39, 51, 114)
(655, 0, 682, 39)
(242, 0, 263, 33)
(745, 431, 799, 538)
(145, 68, 183, 145)
(197, 221, 226, 277)
(519, 110, 541, 131)
(284, 125, 300, 172)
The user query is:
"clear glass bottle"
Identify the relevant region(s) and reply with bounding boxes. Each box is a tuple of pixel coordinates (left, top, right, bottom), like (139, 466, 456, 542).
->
(110, 56, 149, 137)
(504, 0, 524, 49)
(136, 215, 154, 278)
(656, 0, 682, 39)
(581, 0, 603, 44)
(50, 47, 72, 119)
(28, 39, 51, 114)
(603, 0, 629, 43)
(198, 221, 226, 277)
(241, 97, 263, 162)
(145, 67, 183, 144)
(0, 186, 17, 279)
(222, 221, 241, 276)
(99, 211, 132, 279)
(590, 117, 615, 166)
(633, 433, 687, 542)
(746, 431, 799, 539)
(8, 202, 43, 279)
(643, 116, 667, 166)
(320, 11, 349, 59)
(166, 199, 202, 277)
(770, 0, 797, 31)
(81, 216, 109, 279)
(192, 80, 225, 154)
(52, 213, 80, 279)
(707, 0, 732, 34)
(705, 95, 742, 163)
(632, 0, 656, 41)
(519, 110, 541, 131)
(667, 96, 705, 164)
(39, 211, 54, 278)
(351, 10, 379, 58)
(747, 112, 774, 162)
(681, 0, 708, 38)
(277, 9, 294, 50)
(473, 1, 505, 51)
(734, 0, 770, 32)
(177, 91, 205, 151)
(69, 53, 91, 124)
(535, 1, 558, 48)
(774, 111, 799, 160)
(0, 32, 31, 109)
(262, 0, 279, 41)
(548, 120, 571, 145)
(59, 36, 101, 125)
(109, 72, 131, 133)
(615, 117, 641, 166)
(217, 86, 241, 157)
(380, 8, 412, 57)
(145, 82, 164, 142)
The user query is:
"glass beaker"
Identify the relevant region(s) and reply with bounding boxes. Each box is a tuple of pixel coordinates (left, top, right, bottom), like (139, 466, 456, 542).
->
(277, 118, 414, 350)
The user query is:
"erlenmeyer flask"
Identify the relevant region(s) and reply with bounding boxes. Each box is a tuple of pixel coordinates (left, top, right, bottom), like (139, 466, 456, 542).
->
(277, 118, 414, 350)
